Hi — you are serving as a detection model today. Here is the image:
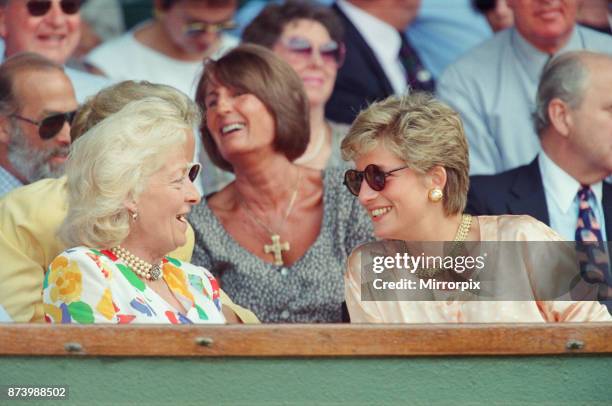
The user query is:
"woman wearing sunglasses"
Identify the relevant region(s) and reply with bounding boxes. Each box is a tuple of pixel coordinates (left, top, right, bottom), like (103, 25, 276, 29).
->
(340, 93, 611, 323)
(190, 44, 372, 323)
(242, 0, 348, 170)
(43, 94, 228, 324)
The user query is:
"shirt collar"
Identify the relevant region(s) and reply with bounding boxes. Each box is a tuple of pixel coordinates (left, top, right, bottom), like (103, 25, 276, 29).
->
(539, 152, 603, 213)
(511, 26, 585, 81)
(0, 165, 23, 192)
(336, 0, 401, 63)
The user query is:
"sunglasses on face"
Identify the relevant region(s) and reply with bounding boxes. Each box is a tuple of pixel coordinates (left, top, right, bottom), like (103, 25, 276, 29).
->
(26, 0, 82, 17)
(183, 19, 237, 36)
(279, 37, 346, 66)
(343, 164, 409, 197)
(187, 162, 201, 183)
(11, 111, 76, 140)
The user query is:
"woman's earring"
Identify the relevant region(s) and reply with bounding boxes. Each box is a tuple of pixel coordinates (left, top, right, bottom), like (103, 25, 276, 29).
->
(428, 187, 443, 203)
(131, 211, 138, 221)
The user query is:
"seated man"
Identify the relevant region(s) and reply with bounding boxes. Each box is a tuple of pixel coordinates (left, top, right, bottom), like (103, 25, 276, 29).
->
(0, 0, 111, 102)
(467, 51, 612, 241)
(0, 53, 77, 197)
(438, 0, 612, 175)
(0, 80, 258, 324)
(467, 51, 612, 310)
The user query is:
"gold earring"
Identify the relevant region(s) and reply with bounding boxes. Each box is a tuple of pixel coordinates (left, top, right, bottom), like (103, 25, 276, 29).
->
(428, 187, 443, 203)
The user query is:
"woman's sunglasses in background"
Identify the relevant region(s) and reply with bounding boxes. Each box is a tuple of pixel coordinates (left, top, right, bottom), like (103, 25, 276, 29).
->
(278, 37, 345, 67)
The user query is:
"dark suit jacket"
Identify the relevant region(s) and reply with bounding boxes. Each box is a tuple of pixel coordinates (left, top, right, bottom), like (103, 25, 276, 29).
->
(466, 158, 612, 240)
(325, 3, 395, 125)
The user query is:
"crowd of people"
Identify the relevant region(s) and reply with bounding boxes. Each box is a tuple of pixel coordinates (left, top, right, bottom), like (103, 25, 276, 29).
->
(0, 0, 611, 324)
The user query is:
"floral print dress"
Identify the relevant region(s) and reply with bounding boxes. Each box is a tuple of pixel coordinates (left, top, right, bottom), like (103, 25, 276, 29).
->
(43, 247, 226, 324)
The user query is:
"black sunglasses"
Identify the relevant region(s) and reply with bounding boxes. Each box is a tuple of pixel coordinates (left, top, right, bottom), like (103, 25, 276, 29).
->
(26, 0, 81, 17)
(343, 164, 409, 196)
(11, 111, 76, 140)
(187, 162, 201, 183)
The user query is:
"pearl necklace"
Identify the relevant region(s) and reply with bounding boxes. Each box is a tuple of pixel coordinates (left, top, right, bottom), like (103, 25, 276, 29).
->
(110, 246, 164, 281)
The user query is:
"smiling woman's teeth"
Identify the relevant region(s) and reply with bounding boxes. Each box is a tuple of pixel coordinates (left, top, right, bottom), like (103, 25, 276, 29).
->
(371, 207, 391, 218)
(222, 123, 245, 134)
(176, 215, 186, 223)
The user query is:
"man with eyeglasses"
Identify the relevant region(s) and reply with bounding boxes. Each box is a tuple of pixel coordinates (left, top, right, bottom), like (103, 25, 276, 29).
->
(0, 0, 110, 102)
(84, 0, 239, 98)
(0, 52, 77, 197)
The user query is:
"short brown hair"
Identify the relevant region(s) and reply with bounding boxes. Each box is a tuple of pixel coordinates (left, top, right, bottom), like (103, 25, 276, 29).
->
(195, 44, 310, 172)
(242, 0, 344, 48)
(341, 93, 470, 216)
(0, 52, 64, 116)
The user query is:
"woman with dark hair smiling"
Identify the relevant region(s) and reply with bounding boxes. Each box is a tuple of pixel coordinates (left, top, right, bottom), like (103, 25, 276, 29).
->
(189, 44, 372, 323)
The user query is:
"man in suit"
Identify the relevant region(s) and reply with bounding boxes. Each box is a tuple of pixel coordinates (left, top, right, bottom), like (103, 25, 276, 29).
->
(467, 51, 612, 242)
(326, 0, 435, 124)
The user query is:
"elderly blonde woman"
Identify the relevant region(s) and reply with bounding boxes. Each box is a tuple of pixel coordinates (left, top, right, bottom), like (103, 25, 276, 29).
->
(340, 93, 611, 323)
(43, 95, 225, 324)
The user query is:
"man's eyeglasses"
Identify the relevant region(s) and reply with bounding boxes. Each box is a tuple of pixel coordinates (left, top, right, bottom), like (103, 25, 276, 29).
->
(11, 111, 76, 140)
(26, 0, 82, 17)
(278, 37, 345, 66)
(344, 164, 409, 196)
(183, 19, 237, 36)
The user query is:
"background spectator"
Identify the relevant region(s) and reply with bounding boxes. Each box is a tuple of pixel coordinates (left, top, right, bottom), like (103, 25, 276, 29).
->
(243, 0, 349, 170)
(438, 0, 612, 175)
(325, 0, 434, 124)
(0, 0, 111, 102)
(0, 53, 77, 197)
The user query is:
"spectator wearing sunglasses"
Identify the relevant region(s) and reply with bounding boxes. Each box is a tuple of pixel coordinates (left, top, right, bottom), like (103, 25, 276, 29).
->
(0, 80, 259, 324)
(0, 52, 77, 197)
(243, 0, 349, 171)
(340, 93, 611, 323)
(0, 0, 111, 103)
(85, 0, 239, 99)
(190, 44, 373, 323)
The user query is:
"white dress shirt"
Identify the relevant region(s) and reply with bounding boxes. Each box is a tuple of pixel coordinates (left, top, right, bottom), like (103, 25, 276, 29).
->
(336, 0, 407, 95)
(539, 152, 606, 241)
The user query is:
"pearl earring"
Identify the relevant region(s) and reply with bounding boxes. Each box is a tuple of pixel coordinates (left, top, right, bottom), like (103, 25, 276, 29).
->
(428, 187, 443, 203)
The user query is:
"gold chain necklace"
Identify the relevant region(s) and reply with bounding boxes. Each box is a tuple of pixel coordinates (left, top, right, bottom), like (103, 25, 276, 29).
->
(240, 169, 302, 266)
(414, 214, 473, 278)
(111, 246, 164, 281)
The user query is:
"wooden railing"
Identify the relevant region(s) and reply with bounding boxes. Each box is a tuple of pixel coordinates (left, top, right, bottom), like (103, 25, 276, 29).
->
(1, 323, 612, 357)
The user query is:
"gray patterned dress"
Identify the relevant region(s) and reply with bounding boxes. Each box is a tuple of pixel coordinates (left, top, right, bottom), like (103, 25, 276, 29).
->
(189, 168, 373, 323)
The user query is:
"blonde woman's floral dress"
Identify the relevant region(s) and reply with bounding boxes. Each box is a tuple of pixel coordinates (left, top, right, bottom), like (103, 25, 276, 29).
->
(43, 246, 226, 324)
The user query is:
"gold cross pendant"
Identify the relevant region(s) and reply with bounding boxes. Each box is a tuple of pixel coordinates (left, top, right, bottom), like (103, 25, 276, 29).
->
(264, 234, 290, 266)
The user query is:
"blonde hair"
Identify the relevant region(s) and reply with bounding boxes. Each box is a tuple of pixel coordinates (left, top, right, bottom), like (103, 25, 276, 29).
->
(341, 93, 469, 215)
(59, 95, 200, 248)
